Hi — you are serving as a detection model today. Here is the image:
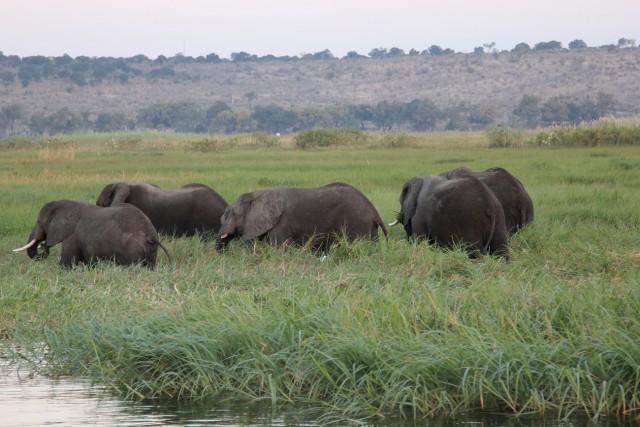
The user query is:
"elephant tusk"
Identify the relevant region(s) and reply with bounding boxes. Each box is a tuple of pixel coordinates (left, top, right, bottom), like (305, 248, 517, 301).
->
(388, 220, 399, 227)
(13, 239, 37, 252)
(219, 233, 228, 239)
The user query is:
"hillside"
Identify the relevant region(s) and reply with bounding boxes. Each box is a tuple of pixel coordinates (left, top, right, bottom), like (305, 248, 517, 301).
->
(1, 47, 640, 133)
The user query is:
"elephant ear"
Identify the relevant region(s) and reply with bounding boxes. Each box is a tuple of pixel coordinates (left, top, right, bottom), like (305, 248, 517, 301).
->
(46, 203, 81, 246)
(400, 177, 424, 226)
(242, 191, 284, 240)
(98, 183, 130, 206)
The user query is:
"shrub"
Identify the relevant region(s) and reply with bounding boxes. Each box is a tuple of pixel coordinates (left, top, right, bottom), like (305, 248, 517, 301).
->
(189, 138, 226, 152)
(376, 132, 418, 148)
(294, 128, 367, 149)
(484, 125, 525, 148)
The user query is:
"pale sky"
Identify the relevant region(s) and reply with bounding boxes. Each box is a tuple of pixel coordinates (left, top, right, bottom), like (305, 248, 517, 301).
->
(3, 0, 639, 59)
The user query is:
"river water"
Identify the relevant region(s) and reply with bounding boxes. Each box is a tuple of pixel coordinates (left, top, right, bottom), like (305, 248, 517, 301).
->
(0, 362, 636, 427)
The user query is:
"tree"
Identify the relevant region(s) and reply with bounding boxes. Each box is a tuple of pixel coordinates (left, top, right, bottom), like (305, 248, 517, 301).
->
(231, 51, 257, 62)
(251, 104, 297, 133)
(483, 42, 496, 53)
(210, 110, 256, 134)
(468, 104, 498, 126)
(540, 97, 570, 126)
(368, 48, 388, 58)
(404, 98, 439, 131)
(52, 54, 73, 68)
(136, 102, 204, 132)
(205, 101, 232, 123)
(0, 104, 23, 136)
(1, 71, 15, 85)
(372, 101, 404, 130)
(568, 39, 588, 49)
(595, 92, 616, 117)
(512, 42, 531, 53)
(18, 64, 40, 86)
(388, 47, 405, 57)
(94, 112, 129, 132)
(618, 38, 636, 48)
(205, 53, 222, 63)
(513, 95, 541, 127)
(46, 107, 81, 134)
(348, 104, 374, 130)
(129, 54, 149, 63)
(244, 92, 258, 107)
(344, 51, 366, 59)
(311, 49, 334, 60)
(295, 108, 335, 130)
(428, 45, 444, 55)
(533, 41, 563, 51)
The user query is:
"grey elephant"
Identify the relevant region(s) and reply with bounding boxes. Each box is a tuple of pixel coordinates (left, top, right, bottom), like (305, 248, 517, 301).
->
(96, 182, 228, 238)
(13, 200, 170, 268)
(394, 174, 509, 258)
(216, 182, 387, 251)
(440, 166, 534, 235)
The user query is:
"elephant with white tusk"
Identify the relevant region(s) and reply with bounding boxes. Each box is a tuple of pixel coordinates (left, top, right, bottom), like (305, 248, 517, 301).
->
(14, 200, 171, 268)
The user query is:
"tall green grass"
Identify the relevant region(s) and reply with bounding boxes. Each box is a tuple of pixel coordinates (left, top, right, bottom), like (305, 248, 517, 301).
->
(1, 131, 639, 423)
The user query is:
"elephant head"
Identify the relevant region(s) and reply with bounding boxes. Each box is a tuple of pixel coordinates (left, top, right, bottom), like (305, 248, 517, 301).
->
(216, 191, 284, 250)
(398, 176, 424, 236)
(13, 200, 82, 259)
(96, 182, 130, 206)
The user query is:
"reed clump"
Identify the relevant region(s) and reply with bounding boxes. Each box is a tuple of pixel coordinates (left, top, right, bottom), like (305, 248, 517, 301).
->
(534, 119, 640, 147)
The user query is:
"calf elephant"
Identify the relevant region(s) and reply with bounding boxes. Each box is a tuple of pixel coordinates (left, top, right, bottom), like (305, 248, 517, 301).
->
(13, 200, 170, 268)
(395, 174, 509, 258)
(96, 182, 228, 238)
(216, 182, 387, 251)
(440, 166, 534, 235)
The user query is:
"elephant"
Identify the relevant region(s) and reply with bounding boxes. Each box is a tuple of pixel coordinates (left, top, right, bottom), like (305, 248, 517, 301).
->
(96, 182, 228, 238)
(216, 182, 387, 251)
(440, 166, 534, 235)
(13, 200, 171, 268)
(394, 174, 509, 258)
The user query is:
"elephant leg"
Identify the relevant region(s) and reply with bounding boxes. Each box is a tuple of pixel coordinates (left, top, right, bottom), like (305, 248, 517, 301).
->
(59, 240, 82, 268)
(489, 229, 509, 259)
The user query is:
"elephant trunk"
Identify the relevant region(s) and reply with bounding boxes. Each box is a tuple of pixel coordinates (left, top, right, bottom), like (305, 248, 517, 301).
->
(215, 234, 228, 251)
(215, 232, 233, 251)
(26, 227, 49, 260)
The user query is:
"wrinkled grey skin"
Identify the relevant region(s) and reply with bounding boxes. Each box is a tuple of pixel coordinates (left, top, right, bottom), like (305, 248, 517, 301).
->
(216, 182, 387, 251)
(440, 166, 534, 235)
(398, 174, 509, 258)
(97, 182, 228, 238)
(19, 200, 170, 268)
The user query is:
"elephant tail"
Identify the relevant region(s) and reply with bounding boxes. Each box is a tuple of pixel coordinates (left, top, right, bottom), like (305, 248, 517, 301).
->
(376, 218, 388, 239)
(158, 241, 173, 265)
(483, 210, 497, 255)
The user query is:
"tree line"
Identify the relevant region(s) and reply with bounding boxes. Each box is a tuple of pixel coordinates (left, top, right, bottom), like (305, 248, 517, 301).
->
(1, 37, 636, 88)
(0, 93, 617, 138)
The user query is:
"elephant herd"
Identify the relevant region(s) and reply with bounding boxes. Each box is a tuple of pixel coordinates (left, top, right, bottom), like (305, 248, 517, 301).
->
(13, 166, 533, 268)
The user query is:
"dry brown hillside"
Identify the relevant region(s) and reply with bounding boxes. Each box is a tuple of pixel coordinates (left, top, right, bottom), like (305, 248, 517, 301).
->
(2, 47, 640, 124)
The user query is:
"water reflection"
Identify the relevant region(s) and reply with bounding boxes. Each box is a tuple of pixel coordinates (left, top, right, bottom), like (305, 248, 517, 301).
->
(0, 362, 635, 427)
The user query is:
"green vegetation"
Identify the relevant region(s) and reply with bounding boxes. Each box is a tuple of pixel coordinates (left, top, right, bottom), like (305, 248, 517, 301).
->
(294, 128, 368, 148)
(1, 129, 639, 423)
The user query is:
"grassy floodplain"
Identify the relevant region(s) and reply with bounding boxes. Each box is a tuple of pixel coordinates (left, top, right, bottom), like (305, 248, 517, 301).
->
(1, 126, 639, 424)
